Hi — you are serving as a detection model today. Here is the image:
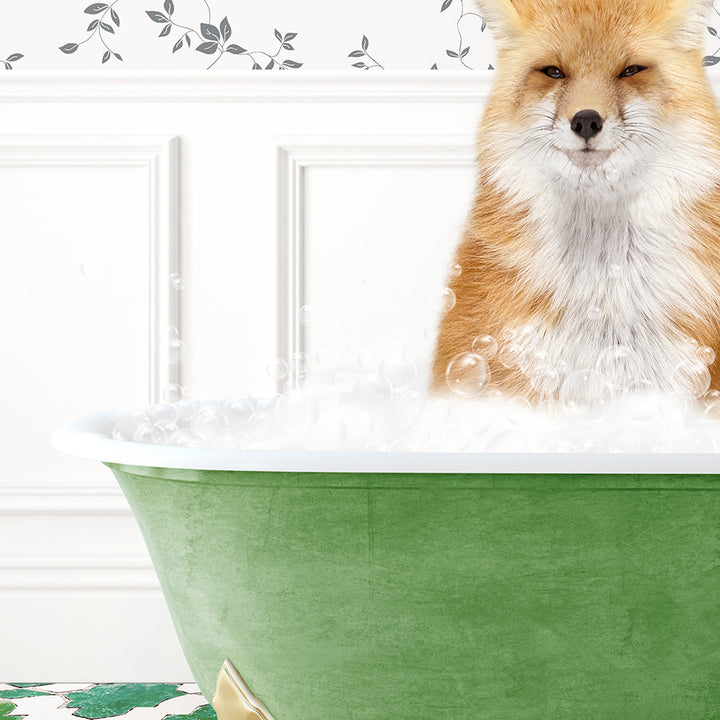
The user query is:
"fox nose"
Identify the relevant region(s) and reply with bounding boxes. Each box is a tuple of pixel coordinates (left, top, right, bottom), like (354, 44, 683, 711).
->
(571, 109, 604, 140)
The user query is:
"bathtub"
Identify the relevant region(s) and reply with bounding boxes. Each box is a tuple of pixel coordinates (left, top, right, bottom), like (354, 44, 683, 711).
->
(53, 407, 720, 719)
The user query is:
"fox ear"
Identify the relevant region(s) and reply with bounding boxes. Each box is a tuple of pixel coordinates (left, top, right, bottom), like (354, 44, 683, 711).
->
(670, 0, 713, 48)
(474, 0, 521, 43)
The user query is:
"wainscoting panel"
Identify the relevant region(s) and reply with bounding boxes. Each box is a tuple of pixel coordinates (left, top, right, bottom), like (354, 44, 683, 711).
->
(0, 72, 486, 679)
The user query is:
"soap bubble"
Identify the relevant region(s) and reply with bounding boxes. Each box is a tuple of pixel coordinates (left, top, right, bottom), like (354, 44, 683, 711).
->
(248, 409, 274, 439)
(379, 357, 417, 392)
(168, 339, 184, 366)
(514, 326, 538, 348)
(133, 421, 155, 444)
(149, 403, 178, 425)
(499, 343, 525, 370)
(671, 359, 711, 399)
(169, 272, 185, 291)
(290, 351, 310, 379)
(266, 358, 289, 382)
(112, 411, 149, 441)
(604, 165, 620, 182)
(298, 305, 312, 326)
(471, 334, 498, 358)
(445, 353, 490, 398)
(162, 383, 186, 403)
(559, 369, 614, 415)
(595, 346, 643, 389)
(697, 346, 716, 367)
(449, 263, 462, 279)
(529, 365, 561, 396)
(173, 399, 197, 422)
(436, 287, 456, 313)
(80, 257, 100, 279)
(192, 406, 229, 441)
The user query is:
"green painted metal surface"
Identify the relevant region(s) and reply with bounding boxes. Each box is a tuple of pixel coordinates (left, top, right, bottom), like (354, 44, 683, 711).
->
(107, 464, 720, 719)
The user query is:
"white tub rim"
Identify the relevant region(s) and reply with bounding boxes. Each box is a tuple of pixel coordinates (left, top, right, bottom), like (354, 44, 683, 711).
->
(51, 406, 720, 474)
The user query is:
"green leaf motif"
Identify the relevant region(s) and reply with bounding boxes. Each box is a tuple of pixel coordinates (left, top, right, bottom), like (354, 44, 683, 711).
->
(165, 703, 218, 719)
(0, 690, 52, 699)
(66, 684, 184, 719)
(0, 701, 16, 718)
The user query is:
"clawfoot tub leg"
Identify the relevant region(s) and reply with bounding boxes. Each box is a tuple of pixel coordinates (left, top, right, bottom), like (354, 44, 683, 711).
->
(212, 659, 276, 720)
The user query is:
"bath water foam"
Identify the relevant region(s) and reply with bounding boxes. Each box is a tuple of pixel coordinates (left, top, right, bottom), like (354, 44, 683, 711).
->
(114, 325, 720, 453)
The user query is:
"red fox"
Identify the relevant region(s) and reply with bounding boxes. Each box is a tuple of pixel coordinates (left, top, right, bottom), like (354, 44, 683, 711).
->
(432, 0, 720, 404)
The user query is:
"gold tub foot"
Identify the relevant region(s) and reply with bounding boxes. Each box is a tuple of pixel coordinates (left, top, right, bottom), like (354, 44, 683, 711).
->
(212, 659, 276, 720)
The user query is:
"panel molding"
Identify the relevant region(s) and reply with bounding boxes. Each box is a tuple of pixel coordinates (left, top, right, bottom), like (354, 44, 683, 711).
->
(0, 135, 180, 404)
(0, 71, 493, 103)
(0, 555, 159, 592)
(276, 136, 474, 386)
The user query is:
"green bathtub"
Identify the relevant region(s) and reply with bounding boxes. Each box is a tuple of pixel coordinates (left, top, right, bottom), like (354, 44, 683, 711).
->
(55, 410, 720, 719)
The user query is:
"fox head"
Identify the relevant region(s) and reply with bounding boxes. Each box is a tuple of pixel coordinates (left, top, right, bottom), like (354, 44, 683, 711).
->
(475, 0, 720, 195)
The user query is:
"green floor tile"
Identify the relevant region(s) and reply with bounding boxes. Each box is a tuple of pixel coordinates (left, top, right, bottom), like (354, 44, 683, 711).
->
(66, 683, 186, 719)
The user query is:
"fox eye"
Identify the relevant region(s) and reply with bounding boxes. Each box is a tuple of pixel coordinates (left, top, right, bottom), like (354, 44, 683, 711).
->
(541, 66, 565, 79)
(619, 65, 647, 78)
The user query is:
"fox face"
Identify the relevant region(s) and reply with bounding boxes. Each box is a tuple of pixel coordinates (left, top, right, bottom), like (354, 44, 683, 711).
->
(477, 0, 718, 193)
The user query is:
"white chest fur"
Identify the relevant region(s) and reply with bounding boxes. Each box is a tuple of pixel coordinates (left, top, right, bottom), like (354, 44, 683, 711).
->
(516, 183, 711, 394)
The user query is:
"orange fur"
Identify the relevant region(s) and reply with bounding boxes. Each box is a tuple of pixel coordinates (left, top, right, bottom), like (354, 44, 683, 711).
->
(432, 0, 720, 401)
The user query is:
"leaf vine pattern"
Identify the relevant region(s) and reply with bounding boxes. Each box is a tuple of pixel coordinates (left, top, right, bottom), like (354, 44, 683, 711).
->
(348, 35, 384, 70)
(146, 0, 302, 69)
(705, 3, 720, 66)
(59, 1, 123, 64)
(440, 0, 487, 70)
(1, 52, 24, 70)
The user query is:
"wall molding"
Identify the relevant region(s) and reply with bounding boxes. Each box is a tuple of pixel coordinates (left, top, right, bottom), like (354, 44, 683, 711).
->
(276, 136, 474, 385)
(0, 71, 493, 103)
(0, 485, 129, 515)
(0, 136, 180, 404)
(0, 555, 159, 591)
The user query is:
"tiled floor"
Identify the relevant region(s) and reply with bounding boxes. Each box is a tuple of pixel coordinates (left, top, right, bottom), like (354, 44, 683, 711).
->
(0, 683, 216, 719)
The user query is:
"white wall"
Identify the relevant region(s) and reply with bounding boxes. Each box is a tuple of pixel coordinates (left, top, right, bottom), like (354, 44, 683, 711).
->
(0, 71, 487, 680)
